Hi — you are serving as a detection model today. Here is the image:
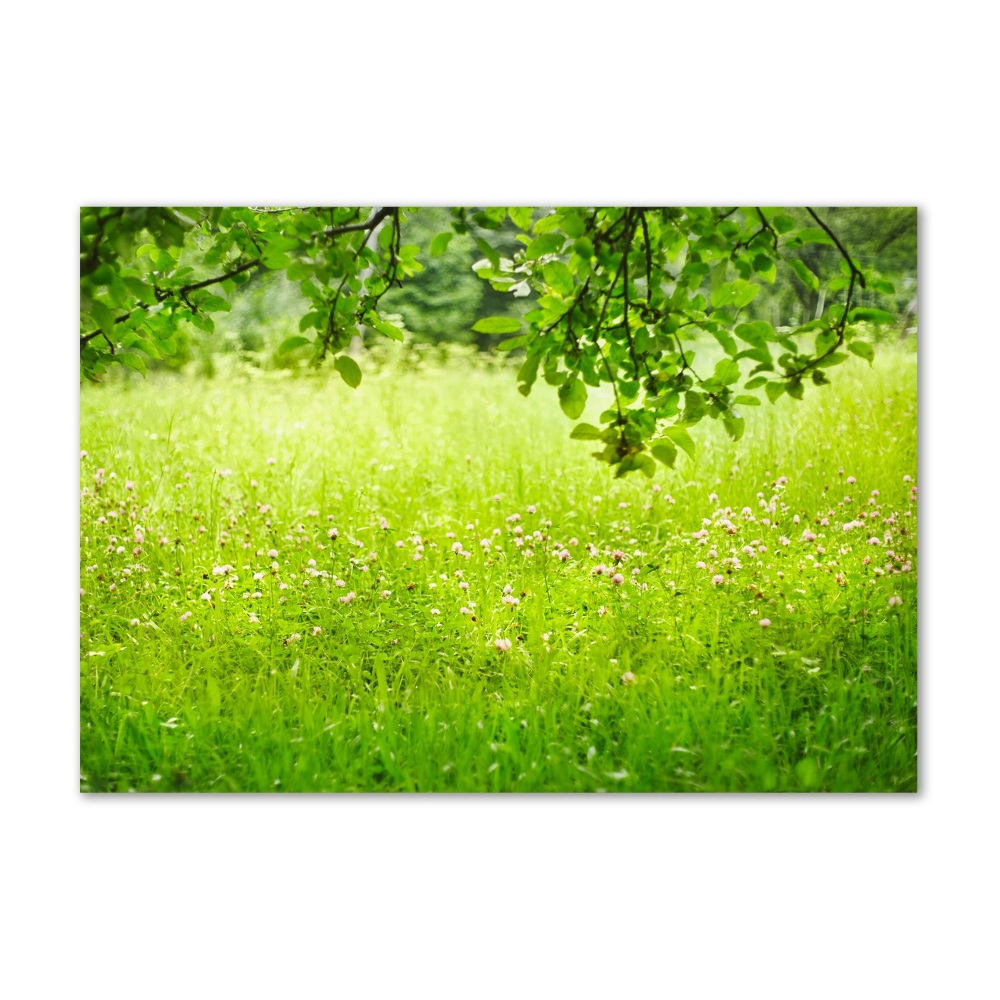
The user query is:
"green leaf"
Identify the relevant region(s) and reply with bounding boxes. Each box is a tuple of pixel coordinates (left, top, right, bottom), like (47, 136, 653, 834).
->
(558, 378, 587, 419)
(848, 307, 896, 325)
(772, 214, 795, 234)
(474, 237, 500, 270)
(277, 336, 310, 355)
(815, 329, 838, 355)
(334, 355, 362, 387)
(709, 327, 738, 356)
(722, 413, 745, 440)
(786, 379, 805, 400)
(615, 454, 655, 478)
(765, 381, 785, 404)
(710, 280, 759, 309)
(517, 353, 541, 390)
(650, 440, 677, 468)
(121, 277, 157, 305)
(508, 207, 534, 230)
(569, 422, 602, 440)
(713, 359, 741, 385)
(118, 352, 146, 376)
(429, 232, 453, 257)
(788, 258, 819, 291)
(525, 233, 565, 260)
(472, 316, 522, 334)
(262, 252, 291, 270)
(848, 341, 875, 364)
(299, 312, 322, 332)
(795, 228, 835, 247)
(542, 260, 574, 296)
(370, 316, 404, 342)
(89, 300, 116, 336)
(662, 425, 695, 457)
(733, 394, 761, 406)
(496, 336, 527, 352)
(378, 224, 395, 250)
(816, 352, 848, 368)
(198, 294, 230, 312)
(558, 210, 587, 237)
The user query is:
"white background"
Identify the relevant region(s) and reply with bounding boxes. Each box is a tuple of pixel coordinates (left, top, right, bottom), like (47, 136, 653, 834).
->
(2, 2, 996, 996)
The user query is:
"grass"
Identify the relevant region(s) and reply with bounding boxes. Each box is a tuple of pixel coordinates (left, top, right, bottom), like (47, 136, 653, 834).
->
(79, 346, 917, 792)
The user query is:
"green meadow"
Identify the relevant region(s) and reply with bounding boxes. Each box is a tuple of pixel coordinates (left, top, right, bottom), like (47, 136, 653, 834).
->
(79, 346, 917, 791)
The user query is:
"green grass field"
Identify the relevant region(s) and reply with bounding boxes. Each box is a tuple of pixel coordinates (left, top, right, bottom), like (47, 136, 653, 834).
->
(79, 346, 917, 791)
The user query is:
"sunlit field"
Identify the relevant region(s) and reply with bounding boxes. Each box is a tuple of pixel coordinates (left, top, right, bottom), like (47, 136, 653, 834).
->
(80, 346, 917, 792)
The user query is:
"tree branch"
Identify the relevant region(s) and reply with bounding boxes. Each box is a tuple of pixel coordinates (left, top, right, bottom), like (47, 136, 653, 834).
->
(324, 206, 395, 238)
(806, 208, 866, 287)
(80, 258, 263, 348)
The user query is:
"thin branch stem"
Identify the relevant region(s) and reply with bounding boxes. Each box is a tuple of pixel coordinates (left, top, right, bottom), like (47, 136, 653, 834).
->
(324, 206, 395, 239)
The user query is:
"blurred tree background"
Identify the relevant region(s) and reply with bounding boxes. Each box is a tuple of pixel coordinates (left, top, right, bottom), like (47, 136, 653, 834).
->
(114, 206, 916, 377)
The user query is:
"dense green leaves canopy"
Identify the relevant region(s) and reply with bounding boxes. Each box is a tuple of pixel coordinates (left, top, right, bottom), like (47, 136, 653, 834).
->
(80, 206, 902, 475)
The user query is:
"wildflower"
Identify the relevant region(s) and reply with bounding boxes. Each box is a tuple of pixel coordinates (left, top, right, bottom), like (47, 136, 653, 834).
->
(888, 595, 903, 607)
(267, 457, 276, 465)
(430, 608, 441, 615)
(328, 528, 339, 540)
(503, 584, 513, 594)
(494, 638, 512, 652)
(712, 575, 725, 586)
(338, 592, 356, 604)
(598, 605, 608, 616)
(179, 611, 192, 622)
(380, 590, 391, 599)
(621, 671, 636, 685)
(125, 480, 135, 491)
(759, 618, 772, 628)
(459, 580, 470, 590)
(611, 573, 625, 585)
(130, 618, 140, 626)
(526, 505, 536, 514)
(502, 595, 520, 606)
(248, 613, 259, 624)
(380, 517, 390, 530)
(846, 476, 856, 484)
(460, 606, 472, 615)
(868, 537, 881, 546)
(313, 626, 322, 635)
(200, 591, 211, 601)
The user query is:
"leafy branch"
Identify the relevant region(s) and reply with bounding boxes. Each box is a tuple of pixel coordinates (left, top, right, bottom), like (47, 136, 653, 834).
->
(779, 207, 866, 382)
